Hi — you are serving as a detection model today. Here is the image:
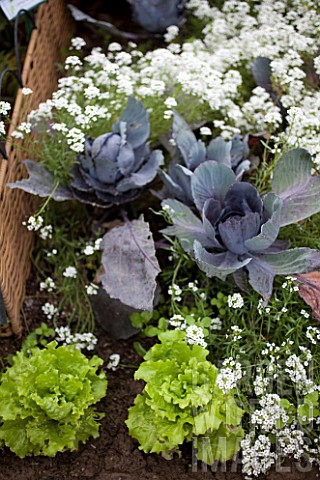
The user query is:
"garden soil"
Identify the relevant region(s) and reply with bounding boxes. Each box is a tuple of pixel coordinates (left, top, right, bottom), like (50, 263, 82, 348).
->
(0, 286, 319, 480)
(1, 2, 320, 479)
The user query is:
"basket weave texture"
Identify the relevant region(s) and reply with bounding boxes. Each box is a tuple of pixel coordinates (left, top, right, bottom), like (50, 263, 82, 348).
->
(1, 0, 75, 335)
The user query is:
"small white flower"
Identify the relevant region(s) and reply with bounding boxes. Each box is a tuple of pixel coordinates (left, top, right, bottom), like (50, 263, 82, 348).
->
(64, 55, 82, 71)
(164, 97, 177, 108)
(63, 266, 77, 278)
(210, 317, 222, 330)
(188, 282, 198, 292)
(22, 215, 44, 231)
(70, 37, 86, 50)
(22, 87, 33, 96)
(39, 224, 53, 240)
(18, 122, 32, 133)
(94, 238, 102, 250)
(86, 283, 99, 295)
(200, 126, 212, 135)
(83, 245, 95, 256)
(47, 248, 58, 257)
(0, 121, 5, 136)
(40, 277, 56, 292)
(164, 25, 179, 43)
(42, 302, 58, 320)
(108, 42, 122, 52)
(163, 109, 173, 119)
(185, 324, 207, 348)
(228, 293, 244, 309)
(11, 130, 24, 139)
(0, 101, 11, 115)
(107, 353, 121, 370)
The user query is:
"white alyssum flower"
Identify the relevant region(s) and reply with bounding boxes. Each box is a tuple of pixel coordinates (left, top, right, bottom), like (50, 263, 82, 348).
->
(188, 281, 198, 292)
(185, 324, 207, 348)
(164, 97, 177, 108)
(64, 55, 83, 71)
(216, 357, 242, 393)
(164, 25, 179, 43)
(228, 293, 244, 308)
(22, 215, 44, 231)
(70, 37, 86, 50)
(42, 302, 58, 320)
(168, 283, 182, 302)
(39, 225, 53, 240)
(306, 326, 320, 345)
(22, 87, 33, 95)
(0, 101, 11, 115)
(40, 277, 56, 292)
(94, 238, 102, 250)
(17, 122, 32, 134)
(11, 130, 24, 139)
(55, 326, 97, 350)
(210, 317, 222, 330)
(167, 314, 187, 330)
(314, 55, 320, 75)
(107, 353, 121, 370)
(226, 325, 243, 342)
(200, 126, 212, 135)
(83, 244, 95, 255)
(63, 266, 77, 278)
(108, 42, 122, 52)
(85, 283, 99, 295)
(0, 121, 5, 136)
(251, 394, 291, 432)
(47, 248, 57, 257)
(241, 433, 277, 477)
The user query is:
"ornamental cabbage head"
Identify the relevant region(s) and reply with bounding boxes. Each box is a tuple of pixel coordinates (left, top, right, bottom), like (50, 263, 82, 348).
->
(159, 112, 250, 206)
(162, 148, 320, 303)
(8, 97, 164, 208)
(0, 341, 107, 458)
(126, 330, 244, 461)
(70, 97, 164, 207)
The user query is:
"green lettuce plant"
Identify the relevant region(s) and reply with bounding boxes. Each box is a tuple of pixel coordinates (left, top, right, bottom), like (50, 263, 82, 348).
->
(126, 330, 244, 462)
(0, 341, 107, 458)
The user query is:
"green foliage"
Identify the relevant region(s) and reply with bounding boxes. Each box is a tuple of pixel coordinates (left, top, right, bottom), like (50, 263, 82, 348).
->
(20, 323, 55, 355)
(0, 341, 107, 458)
(126, 330, 244, 461)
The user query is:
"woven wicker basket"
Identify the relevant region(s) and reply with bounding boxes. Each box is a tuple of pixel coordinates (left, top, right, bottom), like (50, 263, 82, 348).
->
(0, 0, 75, 335)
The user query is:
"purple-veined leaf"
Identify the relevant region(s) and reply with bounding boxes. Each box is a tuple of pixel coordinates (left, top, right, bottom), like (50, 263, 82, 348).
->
(115, 97, 150, 149)
(248, 248, 320, 303)
(117, 149, 163, 192)
(100, 216, 160, 311)
(194, 241, 251, 281)
(271, 148, 320, 226)
(161, 199, 215, 252)
(191, 161, 236, 211)
(206, 137, 232, 166)
(8, 160, 73, 201)
(245, 193, 283, 252)
(172, 112, 206, 170)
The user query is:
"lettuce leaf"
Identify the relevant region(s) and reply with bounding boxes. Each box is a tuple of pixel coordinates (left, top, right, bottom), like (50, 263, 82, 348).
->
(0, 341, 107, 458)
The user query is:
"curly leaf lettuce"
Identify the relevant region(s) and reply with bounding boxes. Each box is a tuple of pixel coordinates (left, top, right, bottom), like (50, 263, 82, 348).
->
(0, 341, 107, 458)
(126, 330, 244, 462)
